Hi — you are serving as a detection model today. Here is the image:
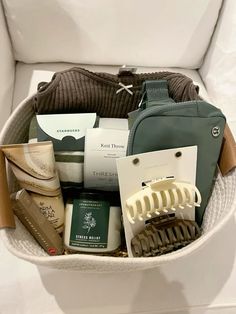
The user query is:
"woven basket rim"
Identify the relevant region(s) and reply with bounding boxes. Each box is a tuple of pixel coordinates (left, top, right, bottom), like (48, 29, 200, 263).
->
(1, 187, 236, 269)
(1, 93, 236, 271)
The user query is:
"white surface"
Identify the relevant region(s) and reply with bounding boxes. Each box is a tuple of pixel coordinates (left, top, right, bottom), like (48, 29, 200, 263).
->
(2, 0, 222, 68)
(1, 214, 236, 314)
(200, 0, 236, 135)
(0, 1, 15, 131)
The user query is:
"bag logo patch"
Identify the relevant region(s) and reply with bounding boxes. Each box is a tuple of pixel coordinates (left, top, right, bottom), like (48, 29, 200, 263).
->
(212, 126, 221, 137)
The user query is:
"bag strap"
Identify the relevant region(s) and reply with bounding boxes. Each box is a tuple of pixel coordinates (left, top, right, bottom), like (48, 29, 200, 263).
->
(141, 80, 175, 109)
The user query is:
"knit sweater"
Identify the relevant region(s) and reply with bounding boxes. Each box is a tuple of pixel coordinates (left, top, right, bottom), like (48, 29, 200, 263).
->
(34, 67, 200, 116)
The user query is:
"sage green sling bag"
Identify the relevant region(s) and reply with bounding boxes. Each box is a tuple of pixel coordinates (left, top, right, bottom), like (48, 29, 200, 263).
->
(127, 80, 226, 225)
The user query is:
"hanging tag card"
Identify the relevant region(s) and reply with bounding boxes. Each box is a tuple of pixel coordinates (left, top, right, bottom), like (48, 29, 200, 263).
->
(116, 146, 197, 256)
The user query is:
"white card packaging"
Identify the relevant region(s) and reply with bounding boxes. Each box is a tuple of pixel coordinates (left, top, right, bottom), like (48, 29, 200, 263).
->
(116, 146, 197, 256)
(99, 118, 128, 130)
(84, 128, 129, 191)
(36, 113, 97, 151)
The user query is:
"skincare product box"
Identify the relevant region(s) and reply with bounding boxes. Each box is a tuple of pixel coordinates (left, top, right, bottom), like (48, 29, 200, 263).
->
(2, 142, 65, 233)
(11, 189, 64, 255)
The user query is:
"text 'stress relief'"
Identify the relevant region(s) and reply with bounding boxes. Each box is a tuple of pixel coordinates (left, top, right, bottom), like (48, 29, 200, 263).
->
(70, 199, 110, 248)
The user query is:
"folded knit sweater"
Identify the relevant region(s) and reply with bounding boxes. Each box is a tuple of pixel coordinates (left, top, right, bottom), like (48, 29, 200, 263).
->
(34, 67, 200, 117)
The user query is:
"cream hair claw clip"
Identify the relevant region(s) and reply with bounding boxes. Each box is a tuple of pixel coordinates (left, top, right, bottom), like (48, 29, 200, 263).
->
(126, 176, 201, 224)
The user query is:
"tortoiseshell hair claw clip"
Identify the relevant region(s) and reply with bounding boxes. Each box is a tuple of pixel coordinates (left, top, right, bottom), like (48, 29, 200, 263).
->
(131, 214, 201, 257)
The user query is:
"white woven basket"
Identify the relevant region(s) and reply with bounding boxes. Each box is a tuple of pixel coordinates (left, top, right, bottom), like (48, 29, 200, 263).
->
(1, 95, 236, 272)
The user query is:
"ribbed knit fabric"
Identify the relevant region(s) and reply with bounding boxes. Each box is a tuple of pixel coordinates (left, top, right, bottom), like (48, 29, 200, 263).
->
(35, 67, 201, 117)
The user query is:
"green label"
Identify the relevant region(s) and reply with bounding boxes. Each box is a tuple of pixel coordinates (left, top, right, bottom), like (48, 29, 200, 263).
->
(70, 198, 110, 248)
